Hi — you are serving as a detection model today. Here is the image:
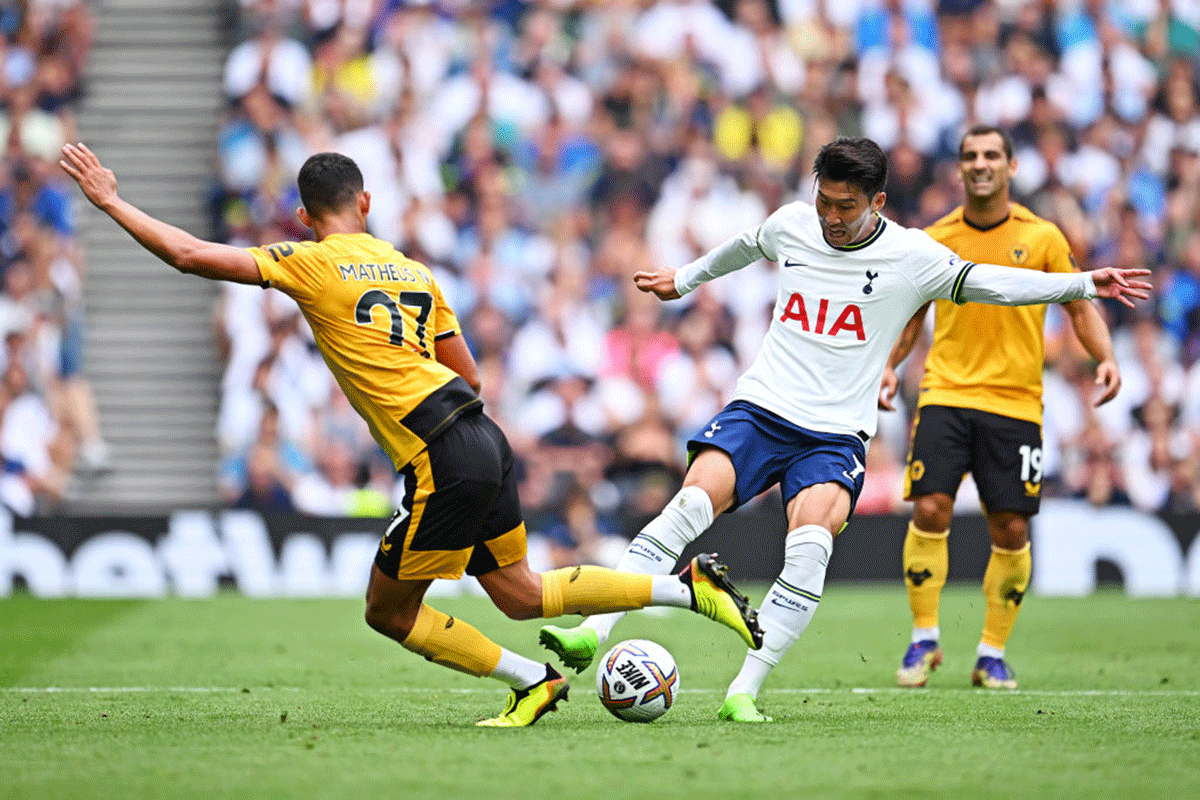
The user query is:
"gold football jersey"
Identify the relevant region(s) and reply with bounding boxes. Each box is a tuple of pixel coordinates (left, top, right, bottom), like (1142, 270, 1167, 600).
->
(248, 232, 480, 469)
(919, 204, 1077, 423)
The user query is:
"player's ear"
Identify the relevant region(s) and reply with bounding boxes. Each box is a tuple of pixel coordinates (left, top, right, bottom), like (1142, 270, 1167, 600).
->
(871, 190, 887, 212)
(359, 190, 371, 216)
(296, 206, 312, 229)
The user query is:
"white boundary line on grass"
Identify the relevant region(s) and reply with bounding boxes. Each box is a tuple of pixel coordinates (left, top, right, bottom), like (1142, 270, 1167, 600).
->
(5, 686, 1200, 697)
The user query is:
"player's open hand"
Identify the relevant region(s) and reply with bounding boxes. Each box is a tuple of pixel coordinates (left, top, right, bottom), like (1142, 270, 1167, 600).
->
(59, 143, 118, 210)
(1089, 267, 1152, 308)
(633, 267, 681, 300)
(1093, 360, 1121, 407)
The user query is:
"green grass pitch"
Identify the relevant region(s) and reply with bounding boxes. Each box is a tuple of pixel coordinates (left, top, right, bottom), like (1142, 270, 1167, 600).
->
(3, 586, 1198, 800)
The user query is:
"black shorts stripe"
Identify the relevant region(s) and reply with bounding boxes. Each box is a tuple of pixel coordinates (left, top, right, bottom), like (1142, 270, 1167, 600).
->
(400, 376, 483, 444)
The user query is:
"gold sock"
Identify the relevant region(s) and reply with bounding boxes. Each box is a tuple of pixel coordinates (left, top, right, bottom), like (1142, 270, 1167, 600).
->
(541, 566, 654, 618)
(401, 603, 501, 678)
(981, 543, 1031, 650)
(903, 522, 949, 630)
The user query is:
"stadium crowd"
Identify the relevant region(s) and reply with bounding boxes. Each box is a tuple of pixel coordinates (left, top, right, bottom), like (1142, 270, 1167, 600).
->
(0, 0, 106, 516)
(210, 0, 1200, 562)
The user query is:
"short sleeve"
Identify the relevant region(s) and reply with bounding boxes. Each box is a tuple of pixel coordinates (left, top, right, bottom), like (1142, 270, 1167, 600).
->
(431, 278, 462, 341)
(246, 241, 321, 303)
(1042, 224, 1077, 275)
(907, 230, 976, 304)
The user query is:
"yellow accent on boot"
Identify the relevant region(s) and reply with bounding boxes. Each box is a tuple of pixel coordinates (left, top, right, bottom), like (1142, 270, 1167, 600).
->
(681, 554, 763, 649)
(476, 665, 570, 727)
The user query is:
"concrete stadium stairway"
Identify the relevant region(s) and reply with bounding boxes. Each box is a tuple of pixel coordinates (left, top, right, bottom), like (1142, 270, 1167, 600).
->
(69, 0, 234, 510)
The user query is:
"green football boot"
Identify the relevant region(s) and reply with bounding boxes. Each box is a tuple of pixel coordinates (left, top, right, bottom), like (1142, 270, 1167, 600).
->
(539, 625, 600, 673)
(718, 693, 773, 723)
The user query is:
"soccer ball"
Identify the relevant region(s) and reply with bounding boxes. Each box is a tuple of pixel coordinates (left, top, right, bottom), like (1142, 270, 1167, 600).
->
(595, 639, 680, 722)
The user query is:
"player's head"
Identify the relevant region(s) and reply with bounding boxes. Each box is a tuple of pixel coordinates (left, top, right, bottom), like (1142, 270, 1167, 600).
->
(958, 125, 1016, 202)
(812, 137, 888, 247)
(296, 152, 368, 226)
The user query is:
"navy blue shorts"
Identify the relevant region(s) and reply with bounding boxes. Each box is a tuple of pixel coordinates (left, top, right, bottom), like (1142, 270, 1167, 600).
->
(687, 400, 868, 515)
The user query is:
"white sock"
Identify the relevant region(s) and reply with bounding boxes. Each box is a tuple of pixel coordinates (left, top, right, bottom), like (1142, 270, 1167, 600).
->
(649, 575, 692, 607)
(491, 648, 549, 689)
(976, 642, 1005, 659)
(726, 525, 833, 700)
(582, 486, 714, 643)
(913, 626, 939, 644)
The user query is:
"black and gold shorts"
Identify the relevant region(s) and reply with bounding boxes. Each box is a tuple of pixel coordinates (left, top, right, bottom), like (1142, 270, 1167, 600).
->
(905, 404, 1043, 516)
(374, 410, 526, 580)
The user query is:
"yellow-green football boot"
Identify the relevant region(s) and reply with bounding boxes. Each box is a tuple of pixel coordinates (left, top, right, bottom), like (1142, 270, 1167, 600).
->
(476, 664, 569, 727)
(680, 553, 764, 650)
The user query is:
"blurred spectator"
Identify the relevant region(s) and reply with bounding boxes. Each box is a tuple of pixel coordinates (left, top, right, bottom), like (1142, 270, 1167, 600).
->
(1159, 230, 1200, 360)
(223, 10, 312, 108)
(206, 0, 1200, 533)
(233, 441, 296, 513)
(1120, 393, 1195, 512)
(656, 304, 737, 439)
(292, 438, 376, 516)
(605, 415, 685, 521)
(601, 283, 679, 393)
(1068, 420, 1132, 507)
(0, 355, 67, 510)
(533, 481, 628, 569)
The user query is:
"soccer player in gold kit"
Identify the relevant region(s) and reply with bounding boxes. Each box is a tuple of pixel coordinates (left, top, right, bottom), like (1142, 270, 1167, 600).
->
(60, 144, 762, 726)
(878, 126, 1122, 689)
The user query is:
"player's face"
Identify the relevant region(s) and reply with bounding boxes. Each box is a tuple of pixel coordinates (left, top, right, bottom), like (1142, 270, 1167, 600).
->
(815, 180, 886, 247)
(959, 133, 1014, 200)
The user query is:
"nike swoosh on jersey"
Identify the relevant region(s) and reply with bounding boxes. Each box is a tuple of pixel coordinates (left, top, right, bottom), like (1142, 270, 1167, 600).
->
(783, 259, 805, 269)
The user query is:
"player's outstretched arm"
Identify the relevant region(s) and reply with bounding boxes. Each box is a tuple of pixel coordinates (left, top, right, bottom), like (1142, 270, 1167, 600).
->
(956, 263, 1151, 308)
(60, 143, 262, 285)
(648, 228, 766, 300)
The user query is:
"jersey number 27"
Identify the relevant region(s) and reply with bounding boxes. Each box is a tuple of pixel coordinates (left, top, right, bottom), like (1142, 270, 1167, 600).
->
(355, 289, 433, 358)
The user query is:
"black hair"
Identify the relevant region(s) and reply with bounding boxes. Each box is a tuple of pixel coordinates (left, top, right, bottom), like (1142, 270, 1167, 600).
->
(297, 152, 364, 218)
(812, 137, 888, 198)
(959, 124, 1015, 160)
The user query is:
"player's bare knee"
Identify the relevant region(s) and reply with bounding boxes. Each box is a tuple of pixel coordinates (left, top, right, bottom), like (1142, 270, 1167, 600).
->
(363, 600, 412, 641)
(493, 590, 541, 621)
(989, 513, 1029, 550)
(913, 494, 952, 532)
(479, 564, 543, 619)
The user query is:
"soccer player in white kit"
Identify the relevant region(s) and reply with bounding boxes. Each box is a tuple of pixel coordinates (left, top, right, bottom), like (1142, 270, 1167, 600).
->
(540, 138, 1150, 722)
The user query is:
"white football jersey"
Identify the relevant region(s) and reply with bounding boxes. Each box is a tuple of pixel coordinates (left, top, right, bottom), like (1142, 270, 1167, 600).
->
(678, 201, 971, 440)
